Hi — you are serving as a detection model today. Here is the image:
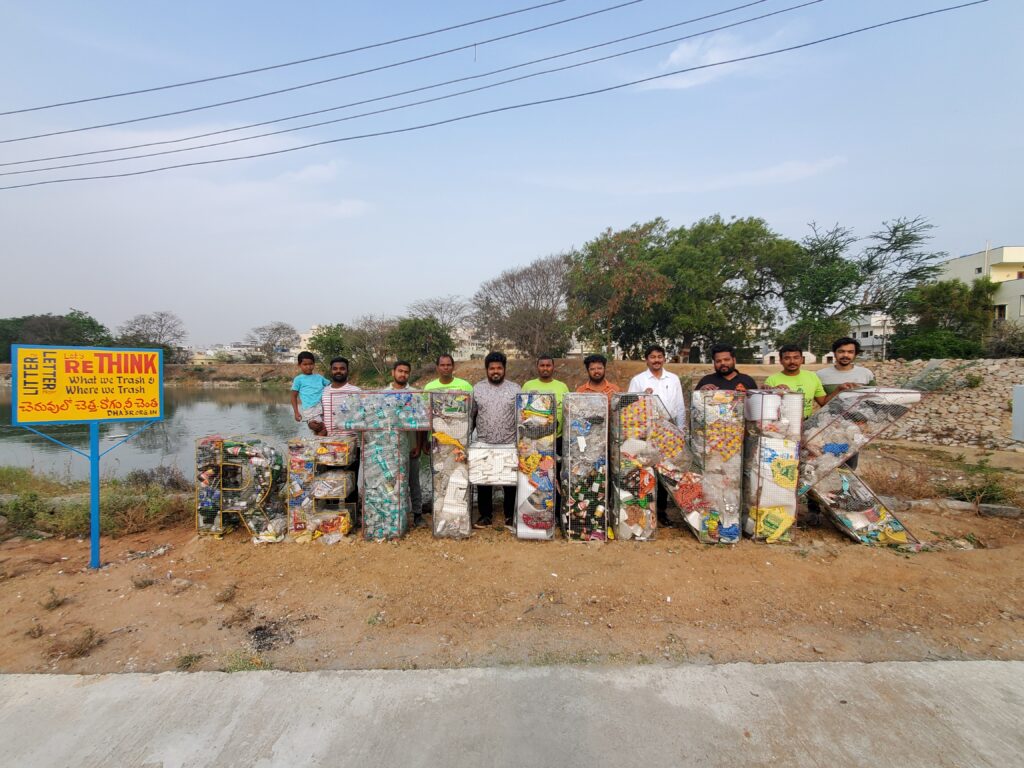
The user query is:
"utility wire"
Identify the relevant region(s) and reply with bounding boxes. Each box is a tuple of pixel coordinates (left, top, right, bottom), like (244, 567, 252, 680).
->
(2, 0, 801, 174)
(0, 0, 990, 192)
(0, 0, 644, 144)
(0, 0, 568, 116)
(1, 0, 775, 168)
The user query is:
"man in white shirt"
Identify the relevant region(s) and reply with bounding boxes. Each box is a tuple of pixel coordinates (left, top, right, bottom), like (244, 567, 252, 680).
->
(628, 344, 686, 527)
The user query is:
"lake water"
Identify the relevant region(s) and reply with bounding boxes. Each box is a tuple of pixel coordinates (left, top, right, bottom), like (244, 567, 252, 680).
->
(0, 387, 305, 481)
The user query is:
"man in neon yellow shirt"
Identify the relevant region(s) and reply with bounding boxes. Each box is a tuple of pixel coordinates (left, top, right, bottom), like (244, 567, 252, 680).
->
(422, 353, 473, 392)
(764, 344, 827, 418)
(522, 355, 570, 436)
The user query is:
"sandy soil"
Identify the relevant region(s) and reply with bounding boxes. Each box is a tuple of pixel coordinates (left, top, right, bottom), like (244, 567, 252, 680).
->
(2, 452, 1021, 675)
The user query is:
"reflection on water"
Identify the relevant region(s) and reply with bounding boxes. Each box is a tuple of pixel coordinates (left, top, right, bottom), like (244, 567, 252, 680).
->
(0, 387, 304, 480)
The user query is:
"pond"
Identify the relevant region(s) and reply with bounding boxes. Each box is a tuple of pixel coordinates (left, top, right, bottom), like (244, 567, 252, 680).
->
(0, 387, 305, 481)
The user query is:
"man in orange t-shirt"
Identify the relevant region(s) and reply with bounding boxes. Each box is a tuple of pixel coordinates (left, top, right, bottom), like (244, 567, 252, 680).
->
(575, 353, 620, 398)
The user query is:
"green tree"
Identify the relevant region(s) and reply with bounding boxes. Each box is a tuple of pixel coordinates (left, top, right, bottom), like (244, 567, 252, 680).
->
(0, 309, 112, 362)
(387, 317, 454, 368)
(307, 324, 351, 371)
(890, 277, 998, 359)
(566, 220, 672, 356)
(656, 216, 804, 360)
(775, 316, 852, 358)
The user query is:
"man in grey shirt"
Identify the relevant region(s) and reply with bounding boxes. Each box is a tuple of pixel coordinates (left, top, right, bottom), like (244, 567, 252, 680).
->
(817, 336, 877, 470)
(471, 351, 521, 528)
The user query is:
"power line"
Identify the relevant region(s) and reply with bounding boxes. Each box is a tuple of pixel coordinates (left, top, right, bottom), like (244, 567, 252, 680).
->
(0, 1, 775, 168)
(0, 0, 569, 116)
(0, 0, 991, 192)
(3, 0, 806, 175)
(0, 0, 644, 144)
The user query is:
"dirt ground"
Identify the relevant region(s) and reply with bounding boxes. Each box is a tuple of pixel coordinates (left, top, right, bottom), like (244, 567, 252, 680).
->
(2, 444, 1021, 676)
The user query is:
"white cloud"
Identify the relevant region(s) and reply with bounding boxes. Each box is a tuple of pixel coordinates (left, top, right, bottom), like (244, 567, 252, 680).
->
(643, 28, 789, 91)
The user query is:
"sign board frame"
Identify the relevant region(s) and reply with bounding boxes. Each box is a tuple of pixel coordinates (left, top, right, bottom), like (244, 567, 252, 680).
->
(10, 344, 165, 568)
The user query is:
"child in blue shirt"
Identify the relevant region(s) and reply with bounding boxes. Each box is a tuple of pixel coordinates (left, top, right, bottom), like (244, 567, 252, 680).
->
(290, 351, 330, 431)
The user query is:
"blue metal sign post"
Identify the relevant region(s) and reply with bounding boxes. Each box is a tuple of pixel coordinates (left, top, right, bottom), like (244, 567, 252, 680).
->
(11, 345, 164, 568)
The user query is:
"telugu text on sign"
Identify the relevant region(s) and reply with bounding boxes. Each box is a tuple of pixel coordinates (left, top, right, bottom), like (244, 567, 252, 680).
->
(12, 345, 164, 424)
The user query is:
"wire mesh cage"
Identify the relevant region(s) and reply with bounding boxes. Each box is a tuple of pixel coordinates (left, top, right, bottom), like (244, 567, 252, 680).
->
(515, 392, 558, 540)
(679, 390, 745, 544)
(286, 436, 358, 542)
(808, 467, 919, 547)
(195, 435, 286, 541)
(561, 393, 610, 541)
(468, 443, 518, 485)
(361, 428, 410, 541)
(742, 392, 804, 543)
(429, 392, 473, 539)
(610, 392, 671, 541)
(798, 388, 924, 494)
(329, 390, 431, 431)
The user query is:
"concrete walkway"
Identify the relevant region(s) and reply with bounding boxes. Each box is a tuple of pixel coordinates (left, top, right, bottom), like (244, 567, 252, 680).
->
(2, 661, 1021, 767)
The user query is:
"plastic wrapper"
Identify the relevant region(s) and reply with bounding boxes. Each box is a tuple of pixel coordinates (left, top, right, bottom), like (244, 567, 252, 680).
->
(561, 394, 610, 541)
(610, 393, 671, 541)
(430, 392, 473, 538)
(330, 390, 430, 431)
(515, 393, 558, 540)
(742, 392, 803, 543)
(286, 438, 358, 541)
(680, 390, 745, 544)
(195, 435, 286, 541)
(361, 429, 410, 540)
(468, 443, 518, 486)
(808, 468, 918, 547)
(798, 387, 923, 494)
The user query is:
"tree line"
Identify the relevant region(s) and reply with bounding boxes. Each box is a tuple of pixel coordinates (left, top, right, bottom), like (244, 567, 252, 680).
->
(4, 213, 1020, 369)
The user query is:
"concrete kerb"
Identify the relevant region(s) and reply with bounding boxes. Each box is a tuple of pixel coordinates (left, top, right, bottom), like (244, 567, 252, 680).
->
(1, 660, 1021, 768)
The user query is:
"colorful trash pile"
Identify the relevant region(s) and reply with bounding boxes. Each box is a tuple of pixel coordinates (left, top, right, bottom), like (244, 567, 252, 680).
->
(515, 393, 558, 540)
(195, 435, 286, 542)
(286, 436, 358, 544)
(361, 429, 410, 540)
(430, 392, 473, 539)
(561, 393, 610, 541)
(799, 388, 923, 493)
(808, 468, 918, 547)
(610, 393, 671, 541)
(743, 392, 803, 543)
(681, 390, 745, 544)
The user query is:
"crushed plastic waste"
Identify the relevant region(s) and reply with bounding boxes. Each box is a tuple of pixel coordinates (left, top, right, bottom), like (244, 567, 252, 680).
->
(561, 394, 609, 541)
(809, 468, 918, 547)
(515, 393, 558, 540)
(743, 392, 803, 543)
(610, 393, 671, 541)
(679, 390, 745, 544)
(195, 435, 287, 541)
(468, 443, 518, 486)
(329, 390, 431, 431)
(361, 429, 410, 541)
(286, 438, 357, 542)
(430, 392, 473, 538)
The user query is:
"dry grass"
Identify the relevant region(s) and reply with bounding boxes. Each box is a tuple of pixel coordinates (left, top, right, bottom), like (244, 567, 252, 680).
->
(131, 575, 156, 590)
(26, 622, 44, 639)
(48, 627, 100, 660)
(859, 461, 939, 500)
(222, 605, 254, 628)
(175, 653, 204, 671)
(40, 587, 67, 611)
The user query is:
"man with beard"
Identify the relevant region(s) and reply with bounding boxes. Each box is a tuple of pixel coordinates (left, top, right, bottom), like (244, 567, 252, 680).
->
(764, 344, 827, 419)
(816, 337, 876, 470)
(694, 344, 757, 392)
(310, 357, 362, 436)
(576, 353, 620, 399)
(389, 360, 426, 528)
(471, 351, 521, 529)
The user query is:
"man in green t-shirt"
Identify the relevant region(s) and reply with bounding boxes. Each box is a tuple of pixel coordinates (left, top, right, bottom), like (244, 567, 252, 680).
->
(422, 354, 473, 392)
(764, 344, 827, 418)
(522, 355, 570, 436)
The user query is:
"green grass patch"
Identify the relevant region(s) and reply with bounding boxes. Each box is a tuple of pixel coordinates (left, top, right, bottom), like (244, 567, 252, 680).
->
(221, 651, 272, 672)
(0, 466, 87, 495)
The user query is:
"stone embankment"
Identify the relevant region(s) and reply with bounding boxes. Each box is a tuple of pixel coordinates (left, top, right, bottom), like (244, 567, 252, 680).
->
(866, 358, 1023, 451)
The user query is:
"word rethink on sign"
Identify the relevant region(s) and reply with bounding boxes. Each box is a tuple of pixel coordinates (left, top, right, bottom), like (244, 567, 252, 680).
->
(13, 346, 164, 424)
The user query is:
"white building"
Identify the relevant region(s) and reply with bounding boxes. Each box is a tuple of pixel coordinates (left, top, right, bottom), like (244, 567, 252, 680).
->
(847, 313, 894, 360)
(939, 245, 1024, 323)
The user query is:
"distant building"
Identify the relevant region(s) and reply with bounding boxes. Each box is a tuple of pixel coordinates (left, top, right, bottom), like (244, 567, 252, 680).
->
(846, 313, 894, 361)
(938, 245, 1024, 324)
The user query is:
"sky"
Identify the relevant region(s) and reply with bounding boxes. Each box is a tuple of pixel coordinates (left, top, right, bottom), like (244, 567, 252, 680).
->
(0, 0, 1020, 348)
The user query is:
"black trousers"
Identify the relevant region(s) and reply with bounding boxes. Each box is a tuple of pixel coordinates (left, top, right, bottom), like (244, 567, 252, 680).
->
(477, 485, 516, 525)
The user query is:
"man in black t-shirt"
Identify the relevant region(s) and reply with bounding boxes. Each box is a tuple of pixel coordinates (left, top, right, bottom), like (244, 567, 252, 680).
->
(694, 344, 757, 392)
